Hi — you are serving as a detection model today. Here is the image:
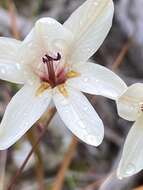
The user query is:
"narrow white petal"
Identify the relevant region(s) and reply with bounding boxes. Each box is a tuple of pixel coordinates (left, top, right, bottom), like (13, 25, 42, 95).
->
(23, 28, 34, 45)
(67, 62, 127, 100)
(117, 116, 143, 179)
(23, 17, 73, 53)
(35, 17, 73, 41)
(0, 84, 52, 150)
(53, 87, 104, 146)
(0, 37, 25, 84)
(64, 0, 114, 62)
(21, 18, 73, 73)
(117, 83, 143, 121)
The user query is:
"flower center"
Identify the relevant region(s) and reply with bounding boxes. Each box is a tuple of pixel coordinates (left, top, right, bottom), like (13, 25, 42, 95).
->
(36, 52, 80, 96)
(40, 52, 66, 88)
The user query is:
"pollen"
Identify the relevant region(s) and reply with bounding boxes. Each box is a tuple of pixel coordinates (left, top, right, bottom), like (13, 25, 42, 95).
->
(58, 84, 68, 97)
(66, 70, 80, 79)
(36, 82, 50, 96)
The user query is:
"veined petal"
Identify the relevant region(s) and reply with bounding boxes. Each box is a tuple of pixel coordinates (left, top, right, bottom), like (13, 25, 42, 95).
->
(117, 83, 143, 121)
(35, 17, 73, 43)
(23, 17, 73, 54)
(67, 62, 127, 100)
(117, 115, 143, 179)
(64, 0, 114, 63)
(21, 18, 74, 73)
(0, 37, 25, 84)
(53, 86, 104, 146)
(0, 84, 52, 150)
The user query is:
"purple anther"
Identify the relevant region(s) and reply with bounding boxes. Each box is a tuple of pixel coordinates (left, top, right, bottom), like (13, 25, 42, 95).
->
(42, 57, 47, 63)
(45, 53, 61, 62)
(53, 52, 61, 61)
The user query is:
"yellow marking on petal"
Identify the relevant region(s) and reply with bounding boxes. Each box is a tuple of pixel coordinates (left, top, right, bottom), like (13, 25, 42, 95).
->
(66, 70, 80, 79)
(58, 84, 68, 97)
(36, 82, 50, 96)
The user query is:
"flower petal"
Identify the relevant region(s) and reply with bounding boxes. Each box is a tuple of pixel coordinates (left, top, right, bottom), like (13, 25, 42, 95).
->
(0, 37, 25, 84)
(24, 17, 73, 54)
(67, 62, 127, 100)
(53, 86, 104, 146)
(21, 18, 74, 73)
(117, 83, 143, 121)
(0, 84, 52, 150)
(64, 0, 114, 63)
(117, 116, 143, 179)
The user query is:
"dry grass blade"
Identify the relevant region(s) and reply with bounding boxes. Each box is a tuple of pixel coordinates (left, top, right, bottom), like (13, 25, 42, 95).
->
(7, 0, 20, 39)
(134, 186, 143, 190)
(111, 38, 132, 71)
(27, 128, 45, 190)
(0, 151, 7, 190)
(52, 136, 78, 190)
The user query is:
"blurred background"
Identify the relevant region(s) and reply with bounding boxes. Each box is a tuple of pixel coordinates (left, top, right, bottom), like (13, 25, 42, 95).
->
(0, 0, 143, 189)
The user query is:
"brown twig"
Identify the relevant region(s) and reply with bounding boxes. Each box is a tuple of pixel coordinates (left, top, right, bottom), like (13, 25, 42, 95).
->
(7, 107, 56, 190)
(82, 178, 104, 190)
(7, 0, 20, 40)
(134, 186, 143, 190)
(27, 128, 45, 190)
(0, 150, 7, 190)
(111, 38, 132, 71)
(52, 136, 78, 190)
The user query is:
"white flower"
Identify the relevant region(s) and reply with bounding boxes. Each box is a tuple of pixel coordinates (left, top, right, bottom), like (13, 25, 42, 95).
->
(0, 0, 126, 150)
(117, 83, 143, 179)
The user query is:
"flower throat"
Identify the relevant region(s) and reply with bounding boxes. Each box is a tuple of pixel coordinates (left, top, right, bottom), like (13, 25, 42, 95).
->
(41, 53, 66, 88)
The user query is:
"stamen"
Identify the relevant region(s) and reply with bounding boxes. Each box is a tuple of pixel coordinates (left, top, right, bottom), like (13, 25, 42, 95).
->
(42, 57, 47, 63)
(54, 53, 61, 61)
(45, 53, 61, 61)
(42, 53, 61, 87)
(47, 59, 56, 87)
(40, 53, 79, 91)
